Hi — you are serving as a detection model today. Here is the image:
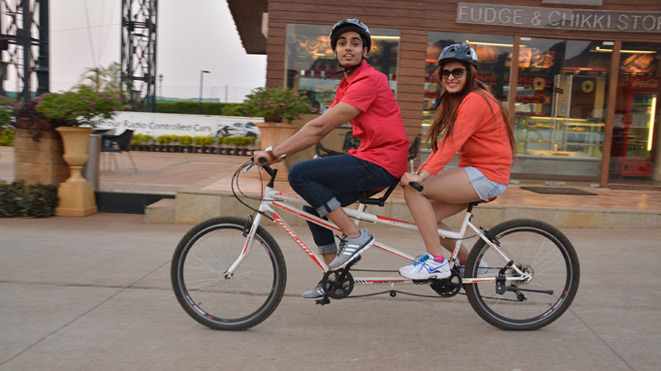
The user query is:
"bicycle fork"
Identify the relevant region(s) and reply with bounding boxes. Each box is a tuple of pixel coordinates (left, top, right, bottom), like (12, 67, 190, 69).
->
(223, 211, 266, 279)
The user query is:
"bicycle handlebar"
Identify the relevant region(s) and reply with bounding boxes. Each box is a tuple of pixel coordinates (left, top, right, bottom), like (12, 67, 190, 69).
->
(409, 182, 424, 192)
(253, 157, 278, 188)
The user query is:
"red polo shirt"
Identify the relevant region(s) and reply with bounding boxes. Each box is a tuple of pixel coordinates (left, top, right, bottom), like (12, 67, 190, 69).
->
(331, 60, 409, 178)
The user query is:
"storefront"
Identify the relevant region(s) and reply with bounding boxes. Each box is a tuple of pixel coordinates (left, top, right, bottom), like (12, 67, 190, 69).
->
(228, 0, 661, 187)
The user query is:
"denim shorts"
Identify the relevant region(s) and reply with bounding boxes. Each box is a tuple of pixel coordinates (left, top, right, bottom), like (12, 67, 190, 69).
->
(464, 166, 507, 201)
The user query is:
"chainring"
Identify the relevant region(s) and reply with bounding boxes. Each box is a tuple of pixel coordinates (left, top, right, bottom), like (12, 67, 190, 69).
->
(429, 269, 462, 297)
(321, 268, 354, 299)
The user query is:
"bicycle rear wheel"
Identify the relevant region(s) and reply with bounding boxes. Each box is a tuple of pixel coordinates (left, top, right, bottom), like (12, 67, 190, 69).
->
(464, 219, 579, 331)
(171, 216, 286, 330)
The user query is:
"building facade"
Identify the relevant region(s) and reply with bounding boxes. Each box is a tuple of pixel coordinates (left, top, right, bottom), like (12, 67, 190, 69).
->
(228, 0, 661, 188)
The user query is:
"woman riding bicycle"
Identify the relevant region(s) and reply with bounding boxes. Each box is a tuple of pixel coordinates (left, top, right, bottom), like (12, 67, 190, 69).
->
(254, 19, 409, 300)
(398, 44, 515, 280)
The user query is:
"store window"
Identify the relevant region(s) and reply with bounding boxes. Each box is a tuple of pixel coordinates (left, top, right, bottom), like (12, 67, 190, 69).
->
(285, 24, 400, 114)
(610, 42, 661, 182)
(514, 38, 612, 178)
(424, 32, 513, 133)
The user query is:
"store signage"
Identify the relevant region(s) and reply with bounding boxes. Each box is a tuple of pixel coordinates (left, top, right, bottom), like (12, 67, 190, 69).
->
(457, 3, 661, 33)
(631, 77, 660, 90)
(542, 0, 602, 5)
(98, 112, 262, 137)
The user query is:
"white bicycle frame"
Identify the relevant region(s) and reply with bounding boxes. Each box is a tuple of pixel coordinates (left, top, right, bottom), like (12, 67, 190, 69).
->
(226, 184, 530, 286)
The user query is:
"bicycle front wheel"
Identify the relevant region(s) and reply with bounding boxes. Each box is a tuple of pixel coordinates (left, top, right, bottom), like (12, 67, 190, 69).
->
(464, 219, 580, 331)
(171, 216, 286, 331)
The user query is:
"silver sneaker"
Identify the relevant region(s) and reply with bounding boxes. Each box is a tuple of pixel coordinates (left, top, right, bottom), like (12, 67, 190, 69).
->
(301, 282, 325, 300)
(328, 228, 374, 270)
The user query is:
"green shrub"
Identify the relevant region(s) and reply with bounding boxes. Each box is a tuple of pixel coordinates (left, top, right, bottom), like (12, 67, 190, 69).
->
(243, 87, 311, 122)
(156, 134, 177, 145)
(0, 181, 58, 218)
(177, 135, 193, 146)
(220, 136, 256, 146)
(221, 104, 247, 116)
(35, 86, 122, 127)
(154, 101, 248, 116)
(193, 135, 214, 146)
(0, 127, 14, 146)
(131, 133, 144, 145)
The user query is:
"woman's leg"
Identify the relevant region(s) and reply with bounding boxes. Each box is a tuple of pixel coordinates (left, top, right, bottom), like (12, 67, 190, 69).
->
(404, 167, 480, 259)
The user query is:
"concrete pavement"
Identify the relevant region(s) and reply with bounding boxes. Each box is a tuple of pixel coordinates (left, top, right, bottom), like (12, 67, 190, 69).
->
(1, 213, 660, 370)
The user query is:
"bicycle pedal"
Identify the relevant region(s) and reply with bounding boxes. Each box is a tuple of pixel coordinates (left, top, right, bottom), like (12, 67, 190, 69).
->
(347, 255, 361, 266)
(315, 296, 331, 305)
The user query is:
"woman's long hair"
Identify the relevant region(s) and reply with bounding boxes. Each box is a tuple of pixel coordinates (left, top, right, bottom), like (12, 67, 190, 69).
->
(427, 63, 515, 154)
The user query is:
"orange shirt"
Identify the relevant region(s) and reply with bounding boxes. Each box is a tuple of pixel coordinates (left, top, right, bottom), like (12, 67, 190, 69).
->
(419, 92, 512, 185)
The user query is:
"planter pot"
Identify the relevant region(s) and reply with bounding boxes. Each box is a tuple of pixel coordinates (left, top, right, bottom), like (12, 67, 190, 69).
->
(13, 126, 69, 186)
(54, 126, 98, 217)
(256, 122, 297, 151)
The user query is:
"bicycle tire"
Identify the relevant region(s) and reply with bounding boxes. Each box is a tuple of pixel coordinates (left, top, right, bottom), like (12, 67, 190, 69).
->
(171, 216, 287, 331)
(464, 219, 580, 331)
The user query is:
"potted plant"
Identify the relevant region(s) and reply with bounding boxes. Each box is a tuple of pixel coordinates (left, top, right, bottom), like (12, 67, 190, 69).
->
(243, 87, 311, 150)
(25, 86, 122, 216)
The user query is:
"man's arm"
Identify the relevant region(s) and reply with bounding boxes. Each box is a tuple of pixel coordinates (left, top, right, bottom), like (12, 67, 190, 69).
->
(255, 102, 361, 163)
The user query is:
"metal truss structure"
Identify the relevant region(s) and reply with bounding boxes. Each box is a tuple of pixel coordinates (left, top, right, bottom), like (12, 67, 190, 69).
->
(0, 0, 49, 102)
(121, 0, 157, 112)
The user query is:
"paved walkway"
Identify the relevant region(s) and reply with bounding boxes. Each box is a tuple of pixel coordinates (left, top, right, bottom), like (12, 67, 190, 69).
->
(1, 213, 660, 370)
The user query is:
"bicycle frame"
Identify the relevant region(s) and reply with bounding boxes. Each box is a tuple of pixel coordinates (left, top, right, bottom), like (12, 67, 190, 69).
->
(226, 181, 530, 287)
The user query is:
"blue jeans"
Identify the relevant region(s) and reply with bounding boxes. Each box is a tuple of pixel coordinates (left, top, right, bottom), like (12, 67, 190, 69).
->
(288, 155, 397, 254)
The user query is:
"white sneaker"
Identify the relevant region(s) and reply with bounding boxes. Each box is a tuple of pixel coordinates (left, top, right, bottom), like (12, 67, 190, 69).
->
(399, 254, 451, 280)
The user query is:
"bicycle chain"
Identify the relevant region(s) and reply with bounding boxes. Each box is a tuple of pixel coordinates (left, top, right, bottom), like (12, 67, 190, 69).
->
(346, 290, 467, 299)
(344, 268, 522, 301)
(346, 268, 463, 299)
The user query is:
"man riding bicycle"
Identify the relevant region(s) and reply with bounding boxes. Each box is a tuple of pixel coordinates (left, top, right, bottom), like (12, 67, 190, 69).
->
(254, 18, 409, 300)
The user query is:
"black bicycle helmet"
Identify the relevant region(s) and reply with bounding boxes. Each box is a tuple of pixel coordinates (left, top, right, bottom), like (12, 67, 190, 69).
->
(438, 44, 478, 67)
(329, 18, 371, 52)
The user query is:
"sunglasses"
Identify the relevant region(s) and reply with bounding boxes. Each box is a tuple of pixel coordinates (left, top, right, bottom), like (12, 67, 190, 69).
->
(441, 68, 466, 79)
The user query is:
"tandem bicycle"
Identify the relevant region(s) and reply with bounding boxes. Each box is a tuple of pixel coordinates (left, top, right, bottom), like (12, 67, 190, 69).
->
(171, 160, 580, 331)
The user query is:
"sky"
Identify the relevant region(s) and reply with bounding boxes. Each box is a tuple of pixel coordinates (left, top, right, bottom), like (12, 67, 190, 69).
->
(46, 0, 267, 102)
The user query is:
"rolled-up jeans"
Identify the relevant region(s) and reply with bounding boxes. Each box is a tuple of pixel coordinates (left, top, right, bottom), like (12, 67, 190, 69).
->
(288, 155, 397, 255)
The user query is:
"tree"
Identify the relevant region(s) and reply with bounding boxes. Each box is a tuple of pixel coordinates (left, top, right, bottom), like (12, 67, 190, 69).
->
(75, 62, 122, 93)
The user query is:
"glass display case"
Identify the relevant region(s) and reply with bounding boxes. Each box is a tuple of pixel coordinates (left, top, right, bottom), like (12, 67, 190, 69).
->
(609, 41, 661, 180)
(285, 24, 400, 113)
(515, 116, 604, 158)
(611, 77, 659, 177)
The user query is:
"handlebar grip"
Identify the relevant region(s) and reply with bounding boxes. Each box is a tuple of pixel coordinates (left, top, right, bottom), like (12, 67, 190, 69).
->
(409, 182, 424, 192)
(252, 156, 276, 176)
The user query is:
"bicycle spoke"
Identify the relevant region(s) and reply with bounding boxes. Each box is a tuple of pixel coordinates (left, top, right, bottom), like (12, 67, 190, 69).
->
(171, 217, 286, 330)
